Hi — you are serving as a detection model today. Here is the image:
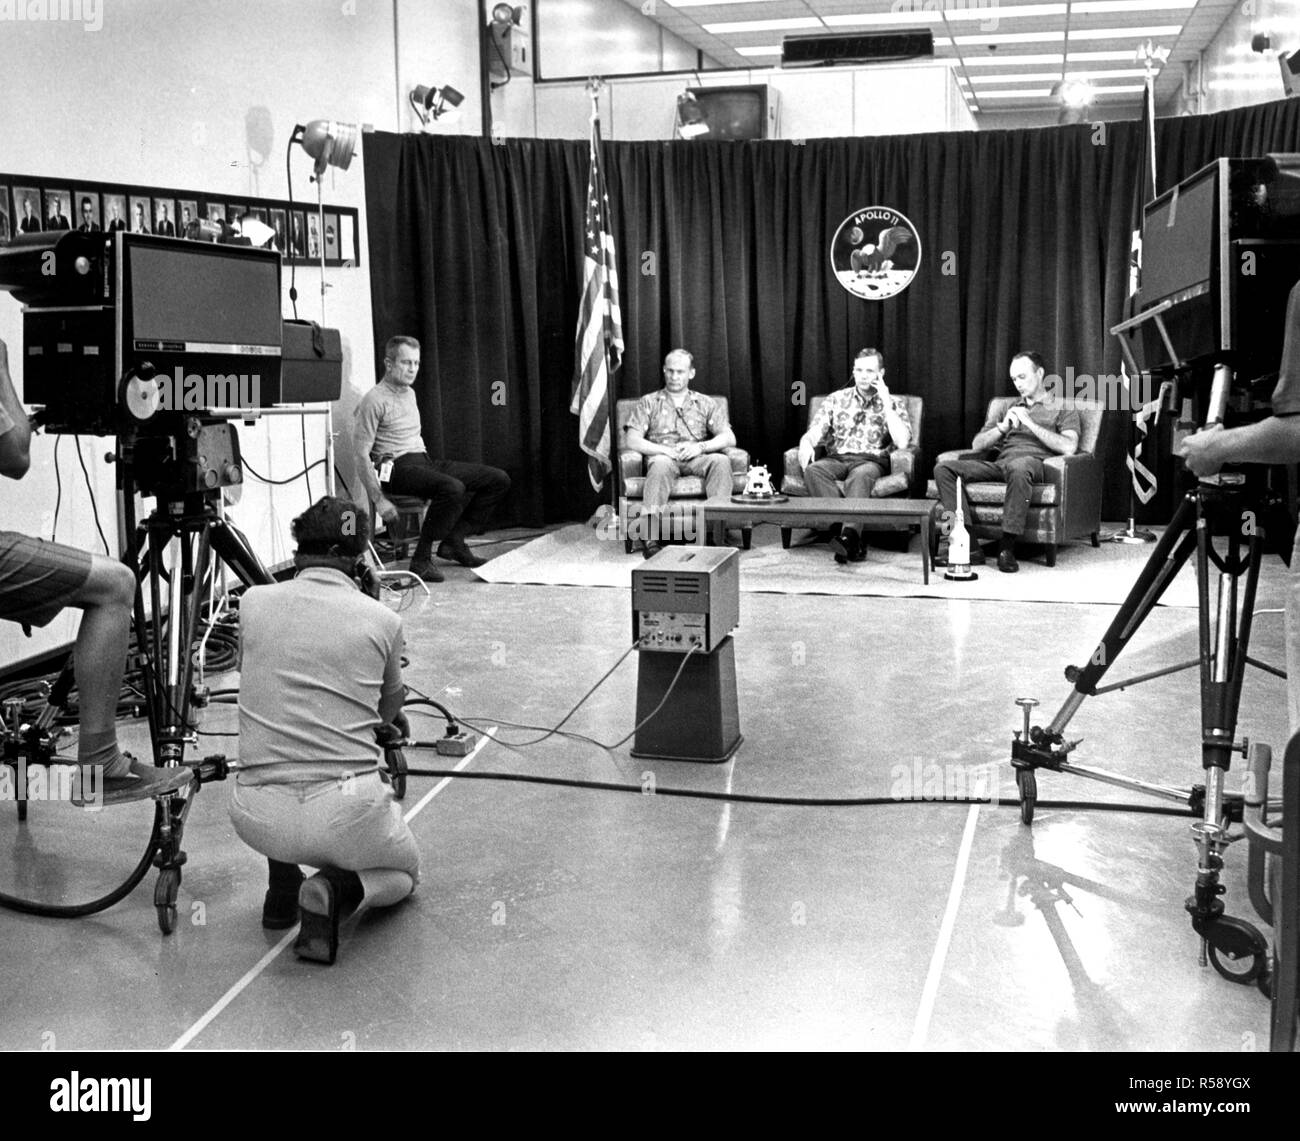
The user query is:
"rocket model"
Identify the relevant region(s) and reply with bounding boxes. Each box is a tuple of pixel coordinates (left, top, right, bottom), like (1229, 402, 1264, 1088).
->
(944, 477, 979, 581)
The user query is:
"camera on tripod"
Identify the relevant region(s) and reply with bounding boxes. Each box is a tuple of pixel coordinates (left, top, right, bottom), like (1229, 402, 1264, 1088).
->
(0, 230, 342, 499)
(1123, 153, 1300, 422)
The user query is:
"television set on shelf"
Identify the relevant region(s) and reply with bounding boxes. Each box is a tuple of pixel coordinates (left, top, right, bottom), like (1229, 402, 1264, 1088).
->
(686, 86, 772, 141)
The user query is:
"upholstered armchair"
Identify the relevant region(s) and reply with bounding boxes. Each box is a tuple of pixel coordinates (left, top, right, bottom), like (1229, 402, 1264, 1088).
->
(778, 392, 925, 549)
(924, 396, 1105, 566)
(616, 396, 751, 553)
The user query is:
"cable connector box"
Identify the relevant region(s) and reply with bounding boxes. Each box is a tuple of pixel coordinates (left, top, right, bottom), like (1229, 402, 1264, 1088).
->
(435, 732, 473, 757)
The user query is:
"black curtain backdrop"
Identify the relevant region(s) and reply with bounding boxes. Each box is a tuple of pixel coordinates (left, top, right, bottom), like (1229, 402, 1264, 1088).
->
(363, 98, 1300, 528)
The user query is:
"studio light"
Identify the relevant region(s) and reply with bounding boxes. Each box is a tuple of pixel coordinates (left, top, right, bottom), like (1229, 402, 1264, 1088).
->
(294, 119, 358, 178)
(410, 83, 465, 126)
(487, 4, 528, 89)
(1055, 77, 1095, 108)
(1256, 33, 1300, 95)
(676, 92, 710, 139)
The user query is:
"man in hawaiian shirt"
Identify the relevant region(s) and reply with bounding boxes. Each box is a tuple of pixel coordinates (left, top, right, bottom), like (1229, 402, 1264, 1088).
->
(624, 349, 736, 559)
(797, 348, 911, 564)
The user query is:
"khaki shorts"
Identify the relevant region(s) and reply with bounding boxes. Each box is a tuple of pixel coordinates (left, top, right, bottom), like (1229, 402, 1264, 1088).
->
(0, 532, 93, 630)
(230, 772, 421, 882)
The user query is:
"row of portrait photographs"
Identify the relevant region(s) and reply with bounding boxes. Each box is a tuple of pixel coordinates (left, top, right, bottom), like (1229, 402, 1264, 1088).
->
(0, 183, 359, 265)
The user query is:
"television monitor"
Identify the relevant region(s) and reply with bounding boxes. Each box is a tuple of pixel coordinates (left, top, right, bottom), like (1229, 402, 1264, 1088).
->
(120, 233, 283, 409)
(687, 86, 770, 141)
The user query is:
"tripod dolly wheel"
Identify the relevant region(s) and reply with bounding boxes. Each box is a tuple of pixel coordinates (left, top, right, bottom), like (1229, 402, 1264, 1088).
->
(1207, 941, 1266, 985)
(1017, 769, 1037, 825)
(1203, 915, 1269, 985)
(154, 867, 181, 935)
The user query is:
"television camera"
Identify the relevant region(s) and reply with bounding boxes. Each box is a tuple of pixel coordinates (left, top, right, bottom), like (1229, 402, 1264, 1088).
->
(1016, 154, 1300, 1041)
(0, 230, 342, 933)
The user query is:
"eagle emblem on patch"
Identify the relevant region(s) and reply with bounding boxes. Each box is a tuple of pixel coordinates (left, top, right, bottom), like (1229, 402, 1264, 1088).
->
(830, 207, 921, 301)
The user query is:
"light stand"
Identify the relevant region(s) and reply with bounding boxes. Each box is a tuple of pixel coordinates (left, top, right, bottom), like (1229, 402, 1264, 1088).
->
(1103, 41, 1170, 545)
(292, 119, 358, 496)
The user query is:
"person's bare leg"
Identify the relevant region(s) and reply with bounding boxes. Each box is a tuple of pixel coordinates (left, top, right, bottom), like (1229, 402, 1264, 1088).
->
(68, 555, 136, 778)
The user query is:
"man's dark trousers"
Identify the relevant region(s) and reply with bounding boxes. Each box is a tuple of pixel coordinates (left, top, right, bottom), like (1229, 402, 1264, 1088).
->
(934, 456, 1045, 537)
(384, 452, 510, 558)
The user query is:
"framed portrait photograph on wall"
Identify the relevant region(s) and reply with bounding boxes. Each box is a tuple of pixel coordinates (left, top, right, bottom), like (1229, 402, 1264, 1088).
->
(13, 186, 40, 234)
(0, 184, 11, 242)
(270, 207, 287, 252)
(74, 190, 101, 232)
(103, 192, 126, 232)
(306, 211, 321, 260)
(43, 188, 71, 232)
(153, 197, 177, 237)
(177, 198, 198, 237)
(128, 195, 152, 234)
(289, 209, 307, 259)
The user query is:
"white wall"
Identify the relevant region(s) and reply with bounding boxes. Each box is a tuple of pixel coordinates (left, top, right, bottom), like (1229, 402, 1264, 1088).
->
(1174, 0, 1300, 114)
(0, 0, 411, 668)
(525, 61, 976, 140)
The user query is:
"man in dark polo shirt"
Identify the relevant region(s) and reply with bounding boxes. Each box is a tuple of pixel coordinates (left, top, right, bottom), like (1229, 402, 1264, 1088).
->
(933, 349, 1081, 573)
(353, 335, 510, 583)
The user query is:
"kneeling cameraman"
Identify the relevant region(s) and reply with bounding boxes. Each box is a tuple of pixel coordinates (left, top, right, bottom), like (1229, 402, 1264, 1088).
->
(230, 497, 420, 964)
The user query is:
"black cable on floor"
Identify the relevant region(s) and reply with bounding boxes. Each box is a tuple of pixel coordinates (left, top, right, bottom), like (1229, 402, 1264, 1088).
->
(0, 809, 163, 918)
(395, 764, 1200, 816)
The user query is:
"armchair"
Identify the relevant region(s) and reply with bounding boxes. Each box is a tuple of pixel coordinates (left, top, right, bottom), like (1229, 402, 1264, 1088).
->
(778, 392, 925, 549)
(924, 396, 1105, 566)
(616, 396, 751, 553)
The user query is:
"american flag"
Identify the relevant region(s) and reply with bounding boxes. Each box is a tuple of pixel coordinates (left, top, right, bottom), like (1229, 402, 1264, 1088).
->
(1127, 78, 1160, 505)
(570, 109, 624, 491)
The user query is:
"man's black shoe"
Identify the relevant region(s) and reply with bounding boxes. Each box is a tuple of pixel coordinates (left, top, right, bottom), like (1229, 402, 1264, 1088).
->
(831, 529, 861, 565)
(407, 558, 444, 583)
(263, 887, 301, 930)
(997, 548, 1020, 574)
(436, 540, 488, 568)
(264, 863, 304, 929)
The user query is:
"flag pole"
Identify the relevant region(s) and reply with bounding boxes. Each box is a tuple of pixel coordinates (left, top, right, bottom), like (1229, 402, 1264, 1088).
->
(570, 75, 625, 524)
(589, 76, 622, 519)
(1105, 41, 1167, 544)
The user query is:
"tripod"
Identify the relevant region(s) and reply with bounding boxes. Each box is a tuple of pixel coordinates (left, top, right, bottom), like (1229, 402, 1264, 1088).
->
(1, 420, 274, 932)
(1011, 430, 1285, 986)
(117, 424, 274, 932)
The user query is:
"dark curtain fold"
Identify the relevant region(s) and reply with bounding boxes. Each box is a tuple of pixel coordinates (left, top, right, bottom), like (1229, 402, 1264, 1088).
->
(364, 98, 1300, 528)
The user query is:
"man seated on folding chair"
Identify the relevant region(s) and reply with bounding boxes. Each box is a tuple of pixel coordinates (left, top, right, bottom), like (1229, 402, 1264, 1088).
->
(0, 338, 189, 806)
(624, 348, 736, 558)
(353, 335, 510, 584)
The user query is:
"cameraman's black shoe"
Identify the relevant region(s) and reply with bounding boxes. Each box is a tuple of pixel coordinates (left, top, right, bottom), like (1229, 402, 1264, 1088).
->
(294, 868, 363, 965)
(264, 861, 304, 929)
(997, 548, 1020, 574)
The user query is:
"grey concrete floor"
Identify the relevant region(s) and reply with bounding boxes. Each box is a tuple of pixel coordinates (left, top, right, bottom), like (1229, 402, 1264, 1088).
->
(0, 527, 1290, 1051)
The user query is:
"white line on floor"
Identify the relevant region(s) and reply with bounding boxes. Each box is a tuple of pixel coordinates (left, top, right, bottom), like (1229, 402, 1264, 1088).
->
(169, 731, 494, 1052)
(908, 802, 981, 1051)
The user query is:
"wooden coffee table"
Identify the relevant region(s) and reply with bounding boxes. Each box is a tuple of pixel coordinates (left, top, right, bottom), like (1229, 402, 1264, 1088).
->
(694, 496, 935, 584)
